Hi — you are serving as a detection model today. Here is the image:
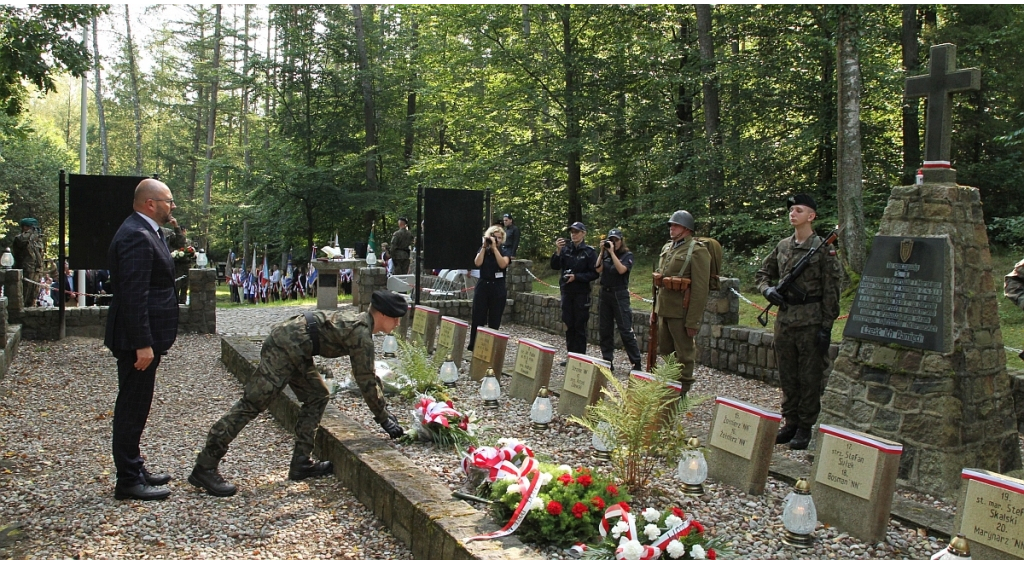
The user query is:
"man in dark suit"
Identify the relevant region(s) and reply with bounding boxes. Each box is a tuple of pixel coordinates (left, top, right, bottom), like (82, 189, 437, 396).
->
(105, 179, 180, 501)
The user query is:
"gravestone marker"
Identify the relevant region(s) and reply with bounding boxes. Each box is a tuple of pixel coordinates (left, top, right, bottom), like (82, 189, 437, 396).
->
(706, 397, 782, 496)
(843, 235, 952, 352)
(556, 353, 610, 419)
(468, 327, 509, 381)
(955, 469, 1024, 559)
(509, 338, 556, 401)
(410, 305, 441, 353)
(810, 424, 903, 543)
(433, 316, 468, 367)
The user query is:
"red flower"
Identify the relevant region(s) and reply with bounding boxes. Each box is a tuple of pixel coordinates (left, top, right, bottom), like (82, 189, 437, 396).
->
(606, 484, 619, 496)
(557, 473, 574, 486)
(693, 520, 705, 534)
(445, 400, 454, 408)
(571, 502, 588, 519)
(591, 496, 606, 510)
(679, 525, 693, 537)
(671, 507, 685, 518)
(708, 548, 717, 560)
(577, 474, 593, 487)
(620, 502, 630, 513)
(458, 418, 468, 431)
(546, 500, 563, 516)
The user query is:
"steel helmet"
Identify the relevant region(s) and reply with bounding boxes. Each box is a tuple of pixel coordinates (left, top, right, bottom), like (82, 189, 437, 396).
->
(667, 210, 694, 231)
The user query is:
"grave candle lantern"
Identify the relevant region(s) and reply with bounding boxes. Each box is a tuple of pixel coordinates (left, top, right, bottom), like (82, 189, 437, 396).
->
(677, 437, 708, 495)
(365, 249, 377, 266)
(929, 534, 970, 560)
(479, 368, 500, 408)
(529, 387, 553, 430)
(439, 355, 459, 387)
(781, 477, 817, 548)
(195, 249, 208, 268)
(591, 421, 614, 460)
(1, 248, 13, 269)
(382, 334, 398, 358)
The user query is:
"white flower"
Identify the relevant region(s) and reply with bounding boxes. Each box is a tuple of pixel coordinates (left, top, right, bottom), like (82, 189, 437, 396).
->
(619, 539, 644, 560)
(530, 496, 545, 512)
(644, 523, 661, 541)
(538, 472, 553, 487)
(497, 437, 522, 448)
(667, 540, 686, 559)
(665, 514, 683, 529)
(642, 507, 660, 523)
(611, 520, 629, 539)
(506, 483, 520, 495)
(556, 464, 573, 474)
(690, 544, 707, 560)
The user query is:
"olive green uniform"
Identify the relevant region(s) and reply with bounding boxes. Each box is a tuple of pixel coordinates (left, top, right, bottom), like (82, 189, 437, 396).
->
(653, 235, 711, 392)
(196, 310, 389, 470)
(12, 229, 43, 307)
(755, 233, 841, 430)
(1005, 258, 1024, 311)
(390, 227, 414, 275)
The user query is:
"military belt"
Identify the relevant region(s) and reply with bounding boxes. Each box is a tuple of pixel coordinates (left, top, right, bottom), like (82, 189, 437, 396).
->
(303, 312, 321, 356)
(787, 295, 822, 306)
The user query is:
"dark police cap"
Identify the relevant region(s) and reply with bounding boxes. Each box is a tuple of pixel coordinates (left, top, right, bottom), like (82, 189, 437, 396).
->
(371, 290, 409, 318)
(18, 218, 39, 227)
(568, 221, 587, 232)
(503, 213, 513, 220)
(786, 194, 817, 211)
(607, 228, 623, 240)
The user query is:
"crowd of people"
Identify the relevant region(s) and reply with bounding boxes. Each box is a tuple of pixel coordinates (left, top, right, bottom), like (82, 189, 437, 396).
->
(226, 263, 319, 305)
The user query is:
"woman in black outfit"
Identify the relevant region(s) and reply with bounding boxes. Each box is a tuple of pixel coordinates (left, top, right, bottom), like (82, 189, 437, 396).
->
(595, 228, 643, 371)
(468, 225, 511, 350)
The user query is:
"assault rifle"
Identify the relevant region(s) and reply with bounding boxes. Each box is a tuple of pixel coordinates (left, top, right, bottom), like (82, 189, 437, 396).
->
(757, 226, 842, 328)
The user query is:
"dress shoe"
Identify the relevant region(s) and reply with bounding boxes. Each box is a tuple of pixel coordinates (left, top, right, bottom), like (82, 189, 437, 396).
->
(776, 424, 798, 445)
(288, 456, 334, 481)
(142, 468, 171, 486)
(788, 428, 812, 451)
(114, 482, 170, 501)
(188, 466, 237, 497)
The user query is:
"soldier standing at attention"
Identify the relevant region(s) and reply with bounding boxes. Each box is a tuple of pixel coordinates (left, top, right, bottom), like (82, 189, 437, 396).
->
(551, 222, 599, 358)
(652, 211, 711, 398)
(188, 291, 409, 497)
(390, 217, 414, 275)
(755, 194, 841, 451)
(11, 218, 44, 307)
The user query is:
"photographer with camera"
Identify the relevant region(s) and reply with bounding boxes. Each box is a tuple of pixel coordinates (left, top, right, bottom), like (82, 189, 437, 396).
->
(468, 225, 512, 351)
(595, 229, 642, 371)
(550, 222, 598, 357)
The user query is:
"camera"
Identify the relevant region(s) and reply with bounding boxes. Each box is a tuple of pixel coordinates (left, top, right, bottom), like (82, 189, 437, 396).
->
(563, 269, 573, 280)
(603, 240, 613, 250)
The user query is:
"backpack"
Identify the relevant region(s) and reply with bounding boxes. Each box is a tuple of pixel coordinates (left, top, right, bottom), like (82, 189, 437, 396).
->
(696, 237, 723, 291)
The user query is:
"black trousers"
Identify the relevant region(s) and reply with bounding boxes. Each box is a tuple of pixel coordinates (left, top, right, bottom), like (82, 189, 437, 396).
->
(598, 287, 642, 367)
(468, 279, 507, 349)
(112, 350, 161, 487)
(561, 291, 591, 354)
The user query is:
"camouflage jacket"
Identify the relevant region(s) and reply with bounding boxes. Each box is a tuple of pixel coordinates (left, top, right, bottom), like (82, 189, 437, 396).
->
(390, 228, 414, 259)
(1004, 258, 1024, 310)
(755, 232, 841, 329)
(654, 235, 711, 329)
(12, 230, 43, 270)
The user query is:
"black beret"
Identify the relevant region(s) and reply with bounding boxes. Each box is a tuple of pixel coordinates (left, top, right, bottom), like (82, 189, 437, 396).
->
(786, 194, 817, 211)
(371, 290, 409, 318)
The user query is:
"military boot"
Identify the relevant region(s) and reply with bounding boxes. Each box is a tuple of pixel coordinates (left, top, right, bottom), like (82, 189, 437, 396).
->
(188, 465, 237, 497)
(776, 423, 798, 445)
(288, 455, 334, 481)
(788, 428, 812, 451)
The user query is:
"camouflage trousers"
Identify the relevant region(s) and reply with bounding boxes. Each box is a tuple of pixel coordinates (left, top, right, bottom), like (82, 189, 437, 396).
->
(773, 323, 824, 430)
(196, 330, 329, 469)
(22, 267, 37, 307)
(657, 315, 696, 393)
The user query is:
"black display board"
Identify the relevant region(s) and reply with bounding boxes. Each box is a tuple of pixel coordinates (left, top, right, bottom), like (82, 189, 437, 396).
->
(422, 188, 484, 270)
(68, 174, 148, 269)
(843, 235, 951, 352)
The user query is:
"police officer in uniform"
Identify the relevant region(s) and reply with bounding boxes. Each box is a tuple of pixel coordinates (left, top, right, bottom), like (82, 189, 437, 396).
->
(11, 218, 44, 307)
(596, 228, 642, 371)
(551, 222, 598, 356)
(501, 213, 520, 258)
(652, 211, 711, 397)
(390, 217, 414, 275)
(188, 291, 409, 497)
(755, 194, 841, 450)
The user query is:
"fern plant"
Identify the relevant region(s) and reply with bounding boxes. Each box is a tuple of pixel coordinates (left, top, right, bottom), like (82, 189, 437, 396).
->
(394, 336, 447, 400)
(569, 358, 699, 495)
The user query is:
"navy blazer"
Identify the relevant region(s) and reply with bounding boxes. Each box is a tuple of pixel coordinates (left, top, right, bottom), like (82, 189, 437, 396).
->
(104, 213, 179, 354)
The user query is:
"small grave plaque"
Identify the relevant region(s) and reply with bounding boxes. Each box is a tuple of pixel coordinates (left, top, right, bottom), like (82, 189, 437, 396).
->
(557, 353, 610, 418)
(810, 424, 903, 543)
(409, 305, 441, 353)
(955, 469, 1024, 559)
(433, 316, 468, 366)
(843, 235, 952, 352)
(509, 338, 556, 401)
(706, 397, 781, 495)
(468, 327, 509, 381)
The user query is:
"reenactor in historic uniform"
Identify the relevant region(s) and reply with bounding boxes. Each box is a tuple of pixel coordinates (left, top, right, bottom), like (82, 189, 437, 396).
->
(1004, 257, 1024, 362)
(188, 290, 409, 497)
(652, 210, 711, 397)
(11, 217, 44, 307)
(755, 194, 841, 450)
(390, 217, 414, 275)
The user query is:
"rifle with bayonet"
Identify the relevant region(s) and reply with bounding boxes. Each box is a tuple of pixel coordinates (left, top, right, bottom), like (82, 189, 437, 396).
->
(757, 226, 842, 327)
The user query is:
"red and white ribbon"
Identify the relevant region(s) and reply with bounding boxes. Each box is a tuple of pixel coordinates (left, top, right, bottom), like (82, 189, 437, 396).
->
(414, 396, 461, 428)
(596, 503, 692, 560)
(461, 442, 540, 542)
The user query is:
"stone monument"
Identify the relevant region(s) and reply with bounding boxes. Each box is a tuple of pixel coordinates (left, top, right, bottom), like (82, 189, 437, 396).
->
(821, 43, 1021, 497)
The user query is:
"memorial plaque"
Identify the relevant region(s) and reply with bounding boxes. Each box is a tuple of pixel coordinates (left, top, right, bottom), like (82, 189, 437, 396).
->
(810, 424, 904, 543)
(706, 397, 782, 496)
(556, 353, 610, 418)
(410, 305, 441, 353)
(509, 338, 556, 400)
(955, 469, 1024, 559)
(843, 235, 952, 352)
(469, 327, 509, 381)
(433, 316, 469, 366)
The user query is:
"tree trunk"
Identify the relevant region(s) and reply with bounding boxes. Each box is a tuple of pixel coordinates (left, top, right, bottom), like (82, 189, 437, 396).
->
(203, 4, 222, 222)
(124, 6, 143, 175)
(695, 4, 724, 224)
(900, 4, 921, 186)
(836, 5, 866, 274)
(674, 16, 694, 177)
(352, 4, 379, 191)
(404, 19, 418, 167)
(562, 5, 582, 224)
(264, 8, 273, 151)
(92, 16, 109, 175)
(242, 5, 252, 170)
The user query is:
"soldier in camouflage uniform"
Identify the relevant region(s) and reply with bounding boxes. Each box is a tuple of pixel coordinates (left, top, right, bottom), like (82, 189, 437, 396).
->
(652, 210, 711, 396)
(1004, 259, 1024, 362)
(188, 291, 409, 497)
(755, 194, 841, 450)
(390, 217, 414, 275)
(11, 218, 44, 307)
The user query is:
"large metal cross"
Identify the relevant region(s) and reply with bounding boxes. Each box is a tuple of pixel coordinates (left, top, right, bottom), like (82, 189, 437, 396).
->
(905, 43, 980, 165)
